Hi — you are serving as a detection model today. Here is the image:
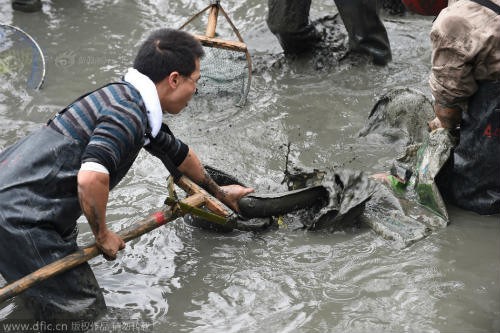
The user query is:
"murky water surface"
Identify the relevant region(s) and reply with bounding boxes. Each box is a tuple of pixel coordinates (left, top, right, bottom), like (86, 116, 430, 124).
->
(1, 1, 499, 332)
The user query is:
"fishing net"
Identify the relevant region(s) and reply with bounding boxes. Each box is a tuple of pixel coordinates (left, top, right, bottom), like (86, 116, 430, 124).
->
(0, 24, 45, 90)
(198, 47, 249, 103)
(179, 2, 251, 106)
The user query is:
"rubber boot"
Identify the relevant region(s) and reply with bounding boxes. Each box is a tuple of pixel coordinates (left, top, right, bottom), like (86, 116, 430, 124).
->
(12, 0, 42, 12)
(382, 0, 407, 15)
(267, 0, 321, 55)
(334, 0, 392, 65)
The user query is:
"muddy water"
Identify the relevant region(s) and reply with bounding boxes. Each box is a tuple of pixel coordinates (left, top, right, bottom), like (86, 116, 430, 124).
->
(0, 0, 499, 332)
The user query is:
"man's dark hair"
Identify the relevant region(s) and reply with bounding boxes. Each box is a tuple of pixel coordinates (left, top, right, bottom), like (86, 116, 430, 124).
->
(133, 28, 204, 83)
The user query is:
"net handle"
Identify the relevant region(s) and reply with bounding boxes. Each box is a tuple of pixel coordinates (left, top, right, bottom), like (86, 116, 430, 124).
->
(205, 3, 219, 38)
(179, 2, 243, 42)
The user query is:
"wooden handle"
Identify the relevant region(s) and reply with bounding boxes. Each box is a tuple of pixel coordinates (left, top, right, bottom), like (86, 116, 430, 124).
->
(0, 175, 229, 303)
(0, 208, 174, 303)
(205, 4, 219, 38)
(176, 175, 231, 217)
(194, 35, 247, 52)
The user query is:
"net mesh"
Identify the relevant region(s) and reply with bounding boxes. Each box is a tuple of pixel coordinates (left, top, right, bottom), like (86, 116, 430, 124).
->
(198, 47, 249, 105)
(0, 24, 45, 90)
(180, 5, 250, 106)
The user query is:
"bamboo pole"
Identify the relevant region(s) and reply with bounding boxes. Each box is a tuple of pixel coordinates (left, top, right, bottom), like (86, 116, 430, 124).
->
(177, 175, 231, 217)
(205, 3, 219, 38)
(0, 176, 230, 303)
(0, 208, 175, 303)
(194, 35, 247, 52)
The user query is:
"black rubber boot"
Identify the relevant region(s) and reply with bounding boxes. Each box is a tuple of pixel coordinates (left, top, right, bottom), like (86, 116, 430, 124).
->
(382, 0, 407, 15)
(12, 0, 42, 12)
(267, 0, 321, 55)
(334, 0, 392, 65)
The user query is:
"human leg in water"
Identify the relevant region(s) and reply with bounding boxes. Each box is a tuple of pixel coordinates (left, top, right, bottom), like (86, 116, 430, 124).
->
(266, 0, 321, 55)
(334, 0, 392, 65)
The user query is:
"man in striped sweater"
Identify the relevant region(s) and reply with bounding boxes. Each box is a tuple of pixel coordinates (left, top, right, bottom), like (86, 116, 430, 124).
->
(0, 28, 253, 322)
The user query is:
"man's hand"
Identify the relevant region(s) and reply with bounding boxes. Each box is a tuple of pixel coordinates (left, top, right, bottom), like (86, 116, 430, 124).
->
(177, 148, 255, 212)
(78, 169, 125, 261)
(219, 185, 254, 213)
(427, 116, 443, 131)
(433, 103, 462, 129)
(96, 229, 125, 261)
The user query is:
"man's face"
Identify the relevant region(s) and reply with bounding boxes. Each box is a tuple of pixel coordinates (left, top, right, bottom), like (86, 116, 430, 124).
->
(161, 58, 201, 115)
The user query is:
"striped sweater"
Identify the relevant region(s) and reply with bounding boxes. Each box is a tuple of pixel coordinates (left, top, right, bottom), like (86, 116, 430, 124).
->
(49, 82, 188, 176)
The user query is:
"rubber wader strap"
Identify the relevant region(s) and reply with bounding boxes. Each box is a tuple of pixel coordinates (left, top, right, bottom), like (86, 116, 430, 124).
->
(46, 81, 183, 181)
(470, 0, 500, 14)
(47, 82, 133, 125)
(47, 82, 156, 140)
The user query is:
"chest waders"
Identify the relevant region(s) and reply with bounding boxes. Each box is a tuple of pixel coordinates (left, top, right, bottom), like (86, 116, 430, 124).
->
(0, 83, 145, 321)
(437, 0, 500, 215)
(444, 80, 500, 214)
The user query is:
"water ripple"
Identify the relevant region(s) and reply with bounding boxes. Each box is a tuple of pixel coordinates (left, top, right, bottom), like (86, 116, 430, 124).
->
(1, 2, 499, 332)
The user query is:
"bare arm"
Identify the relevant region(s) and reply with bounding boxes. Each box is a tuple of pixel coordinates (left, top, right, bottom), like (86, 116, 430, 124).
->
(428, 104, 462, 131)
(177, 148, 254, 212)
(77, 170, 125, 260)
